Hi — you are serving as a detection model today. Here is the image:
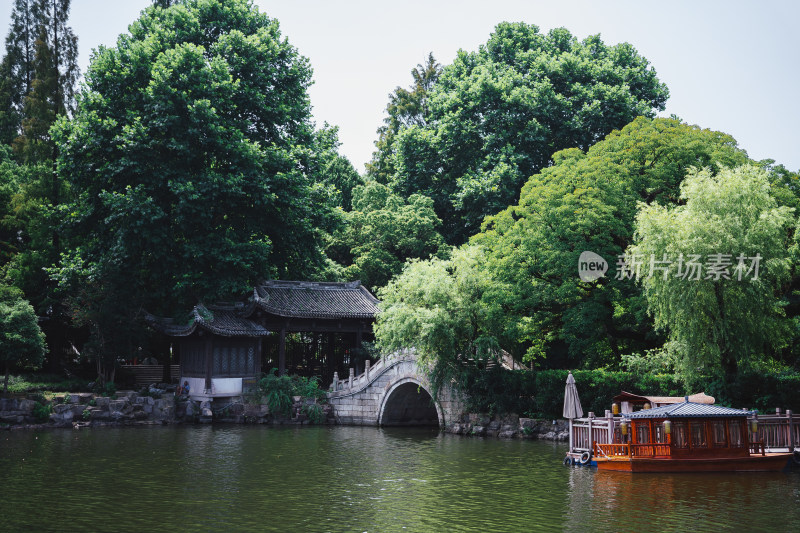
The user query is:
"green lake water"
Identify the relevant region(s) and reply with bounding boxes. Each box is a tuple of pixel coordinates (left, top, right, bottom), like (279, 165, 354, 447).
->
(2, 425, 799, 532)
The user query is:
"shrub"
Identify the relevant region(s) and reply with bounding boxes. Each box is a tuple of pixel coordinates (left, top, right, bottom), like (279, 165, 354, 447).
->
(459, 365, 800, 419)
(253, 369, 294, 416)
(32, 402, 52, 423)
(291, 376, 326, 402)
(303, 403, 325, 424)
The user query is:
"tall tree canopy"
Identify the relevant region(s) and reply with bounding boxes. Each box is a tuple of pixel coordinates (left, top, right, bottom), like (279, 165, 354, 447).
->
(0, 0, 38, 145)
(629, 165, 796, 383)
(376, 23, 669, 244)
(473, 117, 749, 368)
(51, 0, 346, 375)
(376, 118, 753, 380)
(366, 53, 442, 183)
(0, 0, 79, 158)
(328, 181, 445, 291)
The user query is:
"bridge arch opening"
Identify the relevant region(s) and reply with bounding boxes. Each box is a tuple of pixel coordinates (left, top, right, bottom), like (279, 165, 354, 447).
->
(379, 380, 441, 427)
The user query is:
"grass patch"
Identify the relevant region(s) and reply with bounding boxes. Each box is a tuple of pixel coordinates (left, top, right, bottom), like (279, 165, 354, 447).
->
(4, 373, 89, 395)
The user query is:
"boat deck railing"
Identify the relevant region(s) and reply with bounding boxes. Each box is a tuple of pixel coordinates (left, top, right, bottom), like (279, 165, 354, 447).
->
(570, 409, 799, 456)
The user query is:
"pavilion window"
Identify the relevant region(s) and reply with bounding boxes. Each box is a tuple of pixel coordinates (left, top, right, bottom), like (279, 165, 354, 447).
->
(212, 342, 258, 377)
(183, 340, 205, 376)
(672, 421, 688, 448)
(711, 420, 727, 447)
(690, 421, 708, 448)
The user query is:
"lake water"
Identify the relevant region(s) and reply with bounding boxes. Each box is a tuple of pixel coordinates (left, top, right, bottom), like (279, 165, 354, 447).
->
(2, 425, 799, 532)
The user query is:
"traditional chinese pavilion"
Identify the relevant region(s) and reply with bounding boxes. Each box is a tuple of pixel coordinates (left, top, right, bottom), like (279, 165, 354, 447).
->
(147, 280, 380, 399)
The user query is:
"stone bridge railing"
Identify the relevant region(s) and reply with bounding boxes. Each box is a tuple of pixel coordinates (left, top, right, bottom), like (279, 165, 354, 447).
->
(326, 349, 462, 427)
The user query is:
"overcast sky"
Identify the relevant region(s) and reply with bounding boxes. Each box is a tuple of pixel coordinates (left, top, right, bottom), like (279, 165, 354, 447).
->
(2, 0, 798, 173)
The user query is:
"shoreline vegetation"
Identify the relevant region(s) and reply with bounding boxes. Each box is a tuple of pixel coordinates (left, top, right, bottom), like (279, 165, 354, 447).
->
(3, 366, 798, 436)
(1, 1, 799, 421)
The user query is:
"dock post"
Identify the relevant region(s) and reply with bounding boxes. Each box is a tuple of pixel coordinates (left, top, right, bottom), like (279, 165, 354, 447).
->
(606, 410, 613, 445)
(788, 410, 795, 452)
(588, 412, 595, 456)
(568, 418, 574, 455)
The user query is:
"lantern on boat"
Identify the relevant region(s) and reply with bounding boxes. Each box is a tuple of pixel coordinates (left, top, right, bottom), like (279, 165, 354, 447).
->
(620, 420, 628, 436)
(612, 403, 620, 415)
(663, 419, 671, 435)
(643, 402, 652, 410)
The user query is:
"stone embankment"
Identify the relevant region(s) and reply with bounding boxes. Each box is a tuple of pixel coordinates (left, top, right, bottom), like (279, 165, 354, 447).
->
(0, 389, 335, 429)
(445, 413, 569, 442)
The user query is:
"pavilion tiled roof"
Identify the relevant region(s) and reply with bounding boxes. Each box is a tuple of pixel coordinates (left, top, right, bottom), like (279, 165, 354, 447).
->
(146, 304, 268, 338)
(254, 280, 380, 320)
(624, 400, 753, 419)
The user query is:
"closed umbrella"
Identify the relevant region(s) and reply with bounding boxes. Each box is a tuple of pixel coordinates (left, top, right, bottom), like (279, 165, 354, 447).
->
(563, 371, 583, 419)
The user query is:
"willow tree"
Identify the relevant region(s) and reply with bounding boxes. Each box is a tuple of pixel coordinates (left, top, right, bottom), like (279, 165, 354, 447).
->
(629, 165, 796, 382)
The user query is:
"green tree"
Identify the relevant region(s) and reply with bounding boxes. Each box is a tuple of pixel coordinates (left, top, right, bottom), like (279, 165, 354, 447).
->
(0, 0, 39, 145)
(473, 117, 749, 369)
(374, 245, 500, 396)
(0, 281, 46, 392)
(380, 23, 669, 244)
(51, 0, 343, 380)
(629, 165, 796, 383)
(329, 181, 445, 291)
(11, 0, 79, 162)
(366, 53, 441, 183)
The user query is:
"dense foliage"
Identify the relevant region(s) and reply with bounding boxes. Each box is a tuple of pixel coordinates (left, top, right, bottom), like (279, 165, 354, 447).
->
(373, 23, 669, 244)
(328, 181, 446, 291)
(0, 0, 798, 410)
(473, 118, 749, 369)
(460, 367, 800, 419)
(629, 164, 795, 383)
(0, 281, 46, 391)
(48, 0, 352, 379)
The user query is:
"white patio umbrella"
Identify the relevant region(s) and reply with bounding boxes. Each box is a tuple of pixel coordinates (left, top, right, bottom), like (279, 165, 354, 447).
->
(563, 371, 583, 419)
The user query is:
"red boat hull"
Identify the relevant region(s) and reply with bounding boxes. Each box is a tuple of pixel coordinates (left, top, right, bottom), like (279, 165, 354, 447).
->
(595, 453, 792, 473)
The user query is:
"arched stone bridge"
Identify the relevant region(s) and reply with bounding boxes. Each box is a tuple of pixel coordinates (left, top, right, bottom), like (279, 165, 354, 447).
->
(327, 350, 462, 427)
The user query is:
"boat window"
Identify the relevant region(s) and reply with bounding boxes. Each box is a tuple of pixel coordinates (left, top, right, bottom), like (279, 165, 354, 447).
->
(654, 423, 668, 444)
(729, 421, 745, 447)
(712, 420, 727, 447)
(672, 421, 688, 448)
(691, 421, 708, 448)
(635, 421, 650, 444)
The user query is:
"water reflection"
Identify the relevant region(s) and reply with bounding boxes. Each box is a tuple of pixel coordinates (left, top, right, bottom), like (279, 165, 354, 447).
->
(2, 427, 799, 532)
(566, 462, 800, 532)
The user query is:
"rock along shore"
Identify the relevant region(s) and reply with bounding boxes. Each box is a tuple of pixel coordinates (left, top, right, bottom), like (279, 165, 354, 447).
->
(2, 389, 567, 442)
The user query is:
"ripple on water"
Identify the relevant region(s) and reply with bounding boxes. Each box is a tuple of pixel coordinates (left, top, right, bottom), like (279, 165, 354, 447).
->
(2, 427, 800, 532)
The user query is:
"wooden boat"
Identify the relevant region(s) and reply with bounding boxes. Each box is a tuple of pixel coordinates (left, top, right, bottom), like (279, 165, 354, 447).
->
(592, 399, 793, 473)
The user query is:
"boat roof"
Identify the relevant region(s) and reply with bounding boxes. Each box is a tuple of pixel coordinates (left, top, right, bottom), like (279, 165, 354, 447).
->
(624, 399, 753, 419)
(613, 391, 715, 405)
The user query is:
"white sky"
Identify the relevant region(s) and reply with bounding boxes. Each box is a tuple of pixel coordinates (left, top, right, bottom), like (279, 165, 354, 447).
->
(1, 0, 798, 173)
